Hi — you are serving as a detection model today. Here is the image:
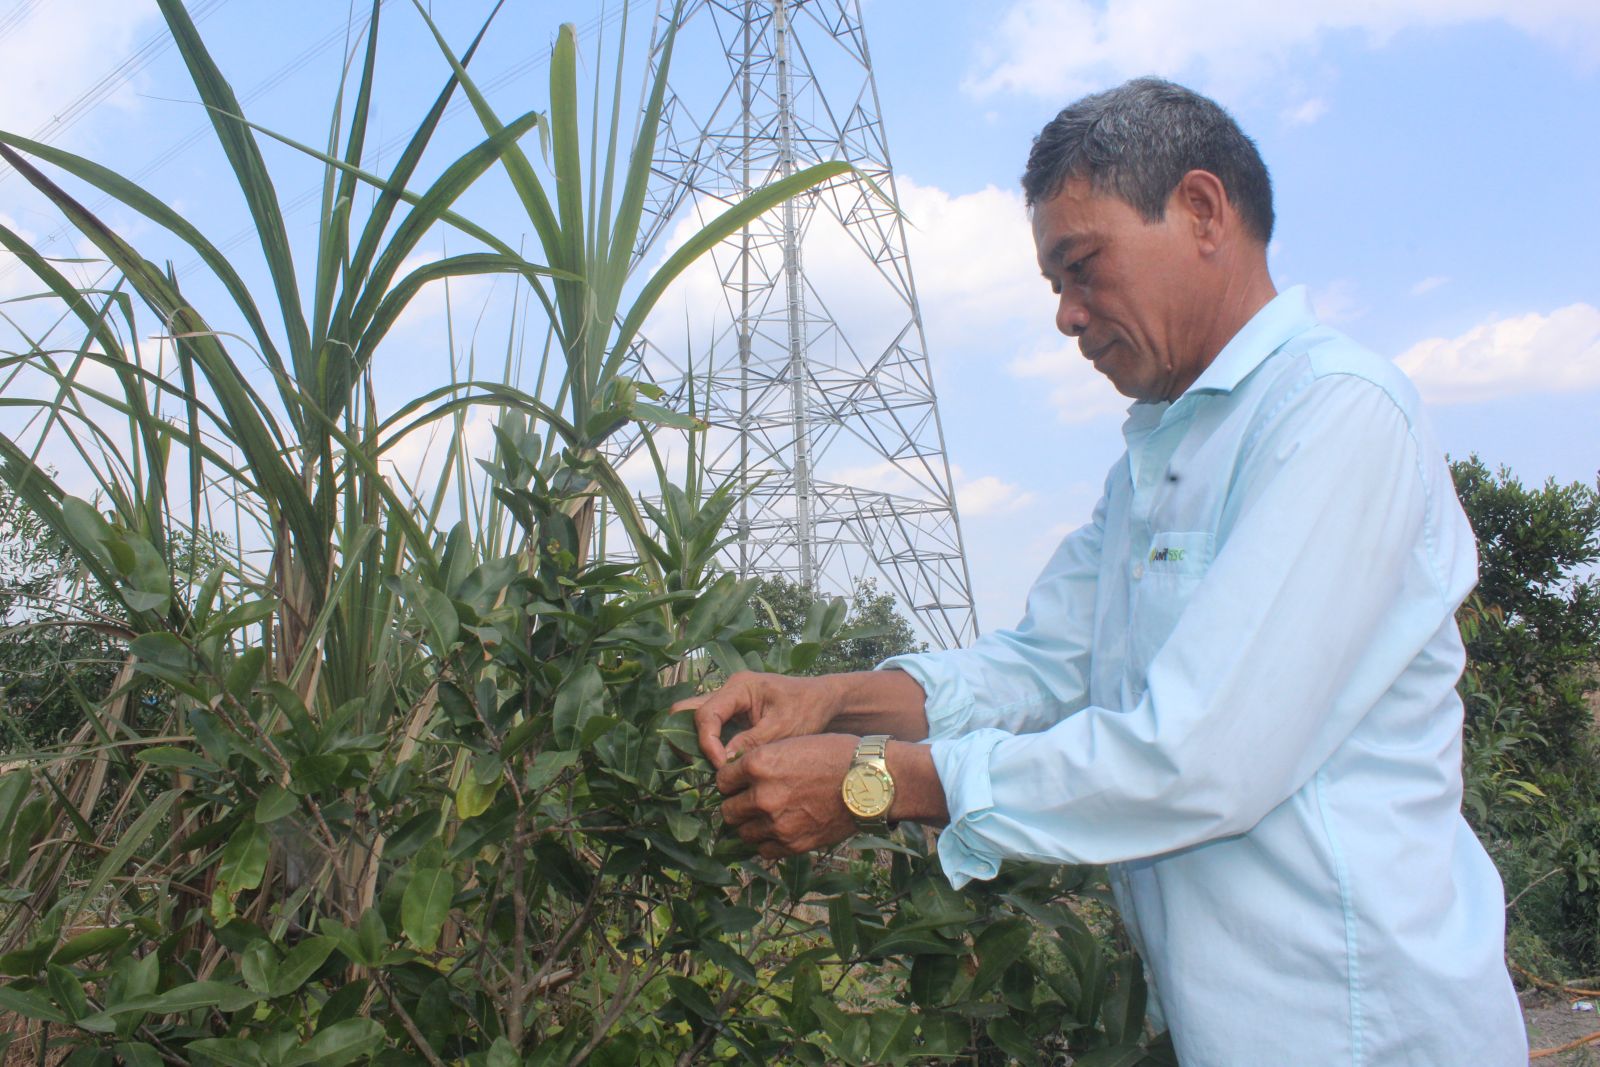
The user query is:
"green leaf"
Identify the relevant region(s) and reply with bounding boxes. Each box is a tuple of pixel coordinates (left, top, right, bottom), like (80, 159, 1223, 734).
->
(218, 822, 269, 894)
(865, 929, 962, 958)
(51, 927, 131, 966)
(665, 974, 717, 1021)
(532, 838, 595, 902)
(47, 963, 89, 1021)
(701, 938, 758, 987)
(486, 1037, 520, 1067)
(129, 633, 198, 685)
(1101, 955, 1148, 1046)
(286, 1014, 382, 1066)
(1073, 1046, 1148, 1067)
(397, 578, 459, 652)
(666, 810, 700, 844)
(185, 1039, 267, 1067)
(254, 785, 299, 823)
(909, 952, 960, 1009)
(240, 942, 275, 995)
(551, 662, 605, 748)
(384, 807, 443, 861)
(224, 647, 268, 700)
(525, 750, 580, 793)
(212, 597, 279, 634)
(134, 747, 216, 772)
(401, 864, 454, 952)
(866, 1009, 917, 1064)
(0, 984, 66, 1022)
(971, 918, 1031, 998)
(828, 895, 857, 960)
(357, 908, 387, 966)
(985, 1017, 1037, 1066)
(645, 832, 732, 886)
(270, 935, 338, 998)
(93, 980, 260, 1017)
(291, 753, 348, 793)
(454, 770, 498, 820)
(112, 1043, 164, 1067)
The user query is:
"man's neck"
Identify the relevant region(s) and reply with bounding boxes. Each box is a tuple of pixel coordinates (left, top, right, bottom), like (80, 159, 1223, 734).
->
(1187, 263, 1277, 387)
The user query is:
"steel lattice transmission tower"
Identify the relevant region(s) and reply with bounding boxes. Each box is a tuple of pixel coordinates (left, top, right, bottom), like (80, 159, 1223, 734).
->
(616, 0, 977, 648)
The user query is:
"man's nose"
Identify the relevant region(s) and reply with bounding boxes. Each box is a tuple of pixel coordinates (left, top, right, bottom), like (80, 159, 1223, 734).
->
(1056, 294, 1089, 338)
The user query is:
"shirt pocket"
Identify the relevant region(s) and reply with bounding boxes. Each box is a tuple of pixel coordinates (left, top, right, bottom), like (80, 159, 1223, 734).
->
(1130, 531, 1215, 681)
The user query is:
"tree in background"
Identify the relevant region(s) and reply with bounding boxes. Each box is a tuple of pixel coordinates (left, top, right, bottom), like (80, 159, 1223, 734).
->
(1453, 456, 1600, 976)
(748, 575, 926, 675)
(1454, 455, 1600, 758)
(0, 482, 227, 752)
(0, 481, 122, 750)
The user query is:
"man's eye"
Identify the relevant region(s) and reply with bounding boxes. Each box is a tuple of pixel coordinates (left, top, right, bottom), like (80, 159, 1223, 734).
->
(1066, 254, 1092, 277)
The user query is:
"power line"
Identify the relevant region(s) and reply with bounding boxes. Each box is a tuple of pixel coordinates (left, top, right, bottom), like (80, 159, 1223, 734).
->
(0, 1, 393, 283)
(175, 0, 651, 278)
(0, 0, 43, 45)
(0, 0, 232, 187)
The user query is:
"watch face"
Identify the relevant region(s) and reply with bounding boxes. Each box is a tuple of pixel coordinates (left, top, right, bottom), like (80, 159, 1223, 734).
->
(843, 765, 894, 818)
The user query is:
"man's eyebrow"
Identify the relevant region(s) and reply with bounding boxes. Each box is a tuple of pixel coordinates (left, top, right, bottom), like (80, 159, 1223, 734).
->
(1041, 234, 1084, 271)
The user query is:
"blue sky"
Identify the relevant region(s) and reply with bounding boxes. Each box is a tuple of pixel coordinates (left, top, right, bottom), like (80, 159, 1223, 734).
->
(1, 0, 1596, 638)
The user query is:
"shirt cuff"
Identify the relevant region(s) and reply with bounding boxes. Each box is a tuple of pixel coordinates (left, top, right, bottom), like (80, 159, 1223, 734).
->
(875, 652, 979, 741)
(927, 730, 1010, 889)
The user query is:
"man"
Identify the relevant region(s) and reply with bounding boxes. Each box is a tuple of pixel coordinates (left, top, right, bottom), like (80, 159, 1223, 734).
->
(680, 78, 1526, 1065)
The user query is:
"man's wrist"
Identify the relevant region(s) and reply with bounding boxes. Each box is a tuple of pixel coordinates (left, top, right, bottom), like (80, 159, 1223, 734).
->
(822, 670, 930, 740)
(883, 740, 949, 827)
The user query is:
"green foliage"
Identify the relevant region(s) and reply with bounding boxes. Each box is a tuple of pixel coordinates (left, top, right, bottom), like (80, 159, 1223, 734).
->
(0, 480, 225, 750)
(0, 4, 1155, 1065)
(0, 429, 1161, 1064)
(1454, 455, 1600, 758)
(747, 575, 927, 676)
(1453, 456, 1600, 976)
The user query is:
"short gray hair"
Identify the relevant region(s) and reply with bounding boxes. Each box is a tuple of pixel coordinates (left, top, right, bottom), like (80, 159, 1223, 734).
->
(1022, 77, 1275, 244)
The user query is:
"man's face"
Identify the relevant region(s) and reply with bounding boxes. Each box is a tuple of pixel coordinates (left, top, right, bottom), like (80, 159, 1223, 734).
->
(1032, 177, 1206, 403)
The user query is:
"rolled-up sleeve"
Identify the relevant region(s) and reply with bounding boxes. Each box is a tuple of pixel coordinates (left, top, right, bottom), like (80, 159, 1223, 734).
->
(878, 485, 1107, 741)
(925, 376, 1454, 887)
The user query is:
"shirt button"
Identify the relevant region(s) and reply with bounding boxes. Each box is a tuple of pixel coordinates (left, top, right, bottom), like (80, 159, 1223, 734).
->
(1132, 563, 1144, 580)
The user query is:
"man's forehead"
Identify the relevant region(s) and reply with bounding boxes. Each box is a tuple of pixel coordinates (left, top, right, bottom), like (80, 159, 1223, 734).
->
(1031, 178, 1129, 264)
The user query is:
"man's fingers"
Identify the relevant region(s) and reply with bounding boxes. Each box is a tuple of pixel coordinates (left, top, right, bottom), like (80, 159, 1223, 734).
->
(719, 788, 760, 827)
(716, 749, 753, 795)
(693, 689, 747, 768)
(723, 717, 781, 763)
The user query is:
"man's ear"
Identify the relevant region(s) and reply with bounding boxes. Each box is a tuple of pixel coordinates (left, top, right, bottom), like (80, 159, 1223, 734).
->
(1173, 169, 1229, 255)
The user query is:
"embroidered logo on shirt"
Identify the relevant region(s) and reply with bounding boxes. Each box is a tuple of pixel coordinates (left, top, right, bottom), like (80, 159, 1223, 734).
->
(1149, 547, 1187, 563)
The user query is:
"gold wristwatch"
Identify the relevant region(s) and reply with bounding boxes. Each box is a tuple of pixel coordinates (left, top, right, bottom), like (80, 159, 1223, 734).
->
(841, 734, 895, 832)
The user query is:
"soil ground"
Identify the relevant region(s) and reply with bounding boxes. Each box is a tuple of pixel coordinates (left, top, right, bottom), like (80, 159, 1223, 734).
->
(1524, 990, 1600, 1065)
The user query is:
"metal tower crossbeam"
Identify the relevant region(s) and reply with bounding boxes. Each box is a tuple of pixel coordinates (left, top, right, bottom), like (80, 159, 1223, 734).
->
(611, 0, 977, 649)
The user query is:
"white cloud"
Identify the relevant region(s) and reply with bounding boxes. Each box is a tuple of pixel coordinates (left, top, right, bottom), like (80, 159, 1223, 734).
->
(1410, 275, 1450, 296)
(1285, 97, 1329, 125)
(0, 1, 162, 141)
(957, 474, 1037, 517)
(645, 176, 1045, 359)
(965, 0, 1600, 101)
(1006, 343, 1129, 425)
(1310, 279, 1364, 325)
(1395, 303, 1600, 404)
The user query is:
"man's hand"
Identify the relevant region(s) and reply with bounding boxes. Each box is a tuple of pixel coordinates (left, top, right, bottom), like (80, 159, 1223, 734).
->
(675, 670, 841, 769)
(716, 734, 950, 859)
(716, 734, 859, 859)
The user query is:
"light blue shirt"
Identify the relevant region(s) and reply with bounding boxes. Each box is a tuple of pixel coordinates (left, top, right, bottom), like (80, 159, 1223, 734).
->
(882, 288, 1526, 1066)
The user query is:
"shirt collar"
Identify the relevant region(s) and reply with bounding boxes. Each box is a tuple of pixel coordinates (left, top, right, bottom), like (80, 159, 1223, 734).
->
(1120, 285, 1318, 437)
(1183, 284, 1318, 396)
